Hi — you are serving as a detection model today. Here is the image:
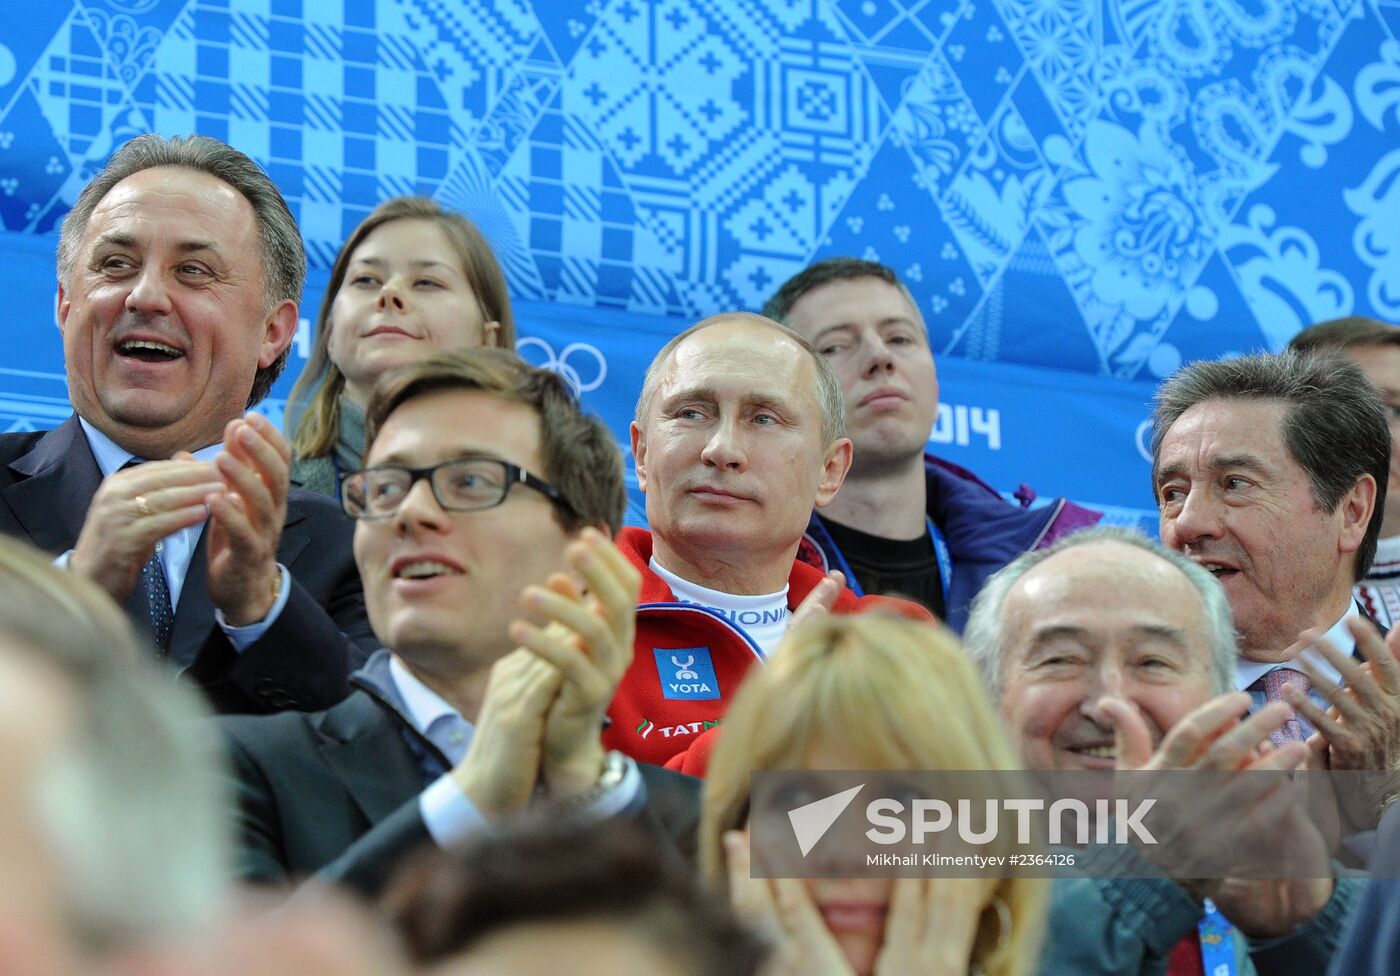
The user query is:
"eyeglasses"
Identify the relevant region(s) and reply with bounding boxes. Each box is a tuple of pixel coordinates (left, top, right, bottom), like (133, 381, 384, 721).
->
(341, 457, 574, 520)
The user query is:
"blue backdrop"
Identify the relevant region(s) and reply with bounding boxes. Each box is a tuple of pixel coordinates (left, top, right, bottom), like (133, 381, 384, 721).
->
(4, 0, 1399, 530)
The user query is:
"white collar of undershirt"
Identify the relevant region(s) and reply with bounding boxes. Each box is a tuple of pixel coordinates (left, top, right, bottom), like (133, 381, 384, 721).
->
(649, 556, 791, 657)
(649, 556, 789, 613)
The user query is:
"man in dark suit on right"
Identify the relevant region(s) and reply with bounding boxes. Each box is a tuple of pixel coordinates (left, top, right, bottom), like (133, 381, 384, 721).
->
(1152, 351, 1400, 837)
(223, 348, 698, 894)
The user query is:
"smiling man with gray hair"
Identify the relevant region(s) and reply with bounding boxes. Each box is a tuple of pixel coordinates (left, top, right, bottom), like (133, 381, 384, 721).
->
(965, 525, 1358, 976)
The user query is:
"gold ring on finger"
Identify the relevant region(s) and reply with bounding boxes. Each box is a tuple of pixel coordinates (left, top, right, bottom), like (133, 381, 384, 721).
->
(134, 494, 152, 518)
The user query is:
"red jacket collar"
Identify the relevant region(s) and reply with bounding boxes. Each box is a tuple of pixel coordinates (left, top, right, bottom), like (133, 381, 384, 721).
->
(617, 526, 866, 612)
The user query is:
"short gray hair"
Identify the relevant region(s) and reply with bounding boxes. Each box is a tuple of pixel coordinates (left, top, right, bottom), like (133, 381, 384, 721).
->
(963, 526, 1237, 701)
(634, 312, 847, 446)
(1150, 351, 1390, 582)
(0, 537, 228, 955)
(56, 134, 307, 406)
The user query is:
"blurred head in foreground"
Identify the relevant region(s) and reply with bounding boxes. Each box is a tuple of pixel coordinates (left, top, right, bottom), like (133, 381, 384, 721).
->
(385, 817, 763, 976)
(0, 537, 227, 975)
(700, 612, 1046, 976)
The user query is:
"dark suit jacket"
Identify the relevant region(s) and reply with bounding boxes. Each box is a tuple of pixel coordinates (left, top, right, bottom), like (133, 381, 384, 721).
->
(0, 416, 376, 713)
(1328, 803, 1400, 975)
(221, 681, 703, 897)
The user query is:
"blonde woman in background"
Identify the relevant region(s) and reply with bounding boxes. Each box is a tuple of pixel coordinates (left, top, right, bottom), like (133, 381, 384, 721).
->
(288, 196, 515, 499)
(701, 613, 1046, 976)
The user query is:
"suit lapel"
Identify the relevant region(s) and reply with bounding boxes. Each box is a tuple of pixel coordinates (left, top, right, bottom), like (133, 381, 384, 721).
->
(313, 690, 429, 827)
(3, 417, 102, 554)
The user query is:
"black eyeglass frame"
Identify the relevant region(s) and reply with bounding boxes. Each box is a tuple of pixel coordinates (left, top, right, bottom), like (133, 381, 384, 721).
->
(340, 457, 576, 521)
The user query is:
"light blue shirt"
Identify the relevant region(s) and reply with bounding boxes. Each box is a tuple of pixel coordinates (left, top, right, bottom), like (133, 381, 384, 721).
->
(387, 655, 644, 847)
(1237, 608, 1352, 738)
(1236, 609, 1351, 692)
(64, 419, 291, 650)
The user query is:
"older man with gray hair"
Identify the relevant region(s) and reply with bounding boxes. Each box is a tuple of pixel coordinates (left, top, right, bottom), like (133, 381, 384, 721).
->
(965, 526, 1358, 976)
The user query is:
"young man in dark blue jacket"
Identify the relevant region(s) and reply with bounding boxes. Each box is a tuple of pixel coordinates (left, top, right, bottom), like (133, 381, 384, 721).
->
(764, 258, 1098, 631)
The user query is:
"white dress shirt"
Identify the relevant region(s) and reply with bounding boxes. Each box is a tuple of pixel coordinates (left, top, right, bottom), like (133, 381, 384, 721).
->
(389, 655, 643, 847)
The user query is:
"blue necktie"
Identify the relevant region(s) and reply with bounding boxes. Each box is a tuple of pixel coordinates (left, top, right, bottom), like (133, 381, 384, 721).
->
(140, 544, 174, 653)
(122, 459, 174, 653)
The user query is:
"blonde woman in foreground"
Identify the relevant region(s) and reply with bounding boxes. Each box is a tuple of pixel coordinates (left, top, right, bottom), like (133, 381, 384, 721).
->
(701, 613, 1046, 976)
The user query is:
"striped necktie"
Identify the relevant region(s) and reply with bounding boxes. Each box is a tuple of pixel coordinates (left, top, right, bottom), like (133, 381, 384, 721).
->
(1247, 668, 1312, 747)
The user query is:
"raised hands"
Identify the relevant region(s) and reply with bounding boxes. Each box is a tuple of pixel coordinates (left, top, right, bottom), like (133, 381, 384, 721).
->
(724, 830, 994, 976)
(451, 647, 564, 819)
(69, 411, 292, 629)
(1098, 692, 1333, 937)
(789, 569, 846, 633)
(1281, 618, 1400, 828)
(204, 414, 291, 626)
(449, 529, 640, 821)
(1101, 691, 1309, 774)
(508, 527, 642, 798)
(70, 457, 222, 600)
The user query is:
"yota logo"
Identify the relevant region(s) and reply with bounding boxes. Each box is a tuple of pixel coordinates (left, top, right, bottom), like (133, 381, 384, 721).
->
(653, 646, 721, 701)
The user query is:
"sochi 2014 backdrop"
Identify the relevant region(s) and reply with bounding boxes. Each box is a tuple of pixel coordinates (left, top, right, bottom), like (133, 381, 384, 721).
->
(2, 0, 1398, 529)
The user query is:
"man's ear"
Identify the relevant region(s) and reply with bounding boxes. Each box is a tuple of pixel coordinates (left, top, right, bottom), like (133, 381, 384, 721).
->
(813, 437, 853, 509)
(1338, 473, 1378, 556)
(259, 300, 299, 368)
(630, 421, 647, 493)
(56, 282, 70, 333)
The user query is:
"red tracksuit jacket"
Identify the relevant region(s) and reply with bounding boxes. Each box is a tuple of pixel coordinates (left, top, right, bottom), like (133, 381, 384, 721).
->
(603, 527, 933, 767)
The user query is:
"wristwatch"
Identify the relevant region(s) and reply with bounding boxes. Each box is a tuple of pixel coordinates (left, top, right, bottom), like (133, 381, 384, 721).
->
(555, 750, 628, 814)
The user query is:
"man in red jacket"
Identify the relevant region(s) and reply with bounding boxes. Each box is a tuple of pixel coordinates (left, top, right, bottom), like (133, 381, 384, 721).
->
(604, 312, 932, 768)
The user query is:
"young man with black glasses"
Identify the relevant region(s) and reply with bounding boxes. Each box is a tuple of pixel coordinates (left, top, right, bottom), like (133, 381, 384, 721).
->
(220, 347, 698, 894)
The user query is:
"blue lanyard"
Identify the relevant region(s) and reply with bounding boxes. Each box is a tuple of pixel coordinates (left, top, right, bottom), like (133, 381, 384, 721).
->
(928, 516, 952, 605)
(1198, 899, 1235, 976)
(819, 516, 952, 606)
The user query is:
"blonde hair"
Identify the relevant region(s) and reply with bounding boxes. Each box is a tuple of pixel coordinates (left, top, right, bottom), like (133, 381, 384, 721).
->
(700, 613, 1046, 976)
(289, 196, 516, 461)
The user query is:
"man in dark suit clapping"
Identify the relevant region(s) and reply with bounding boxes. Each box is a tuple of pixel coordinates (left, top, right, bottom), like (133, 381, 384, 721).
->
(222, 348, 698, 894)
(0, 134, 375, 714)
